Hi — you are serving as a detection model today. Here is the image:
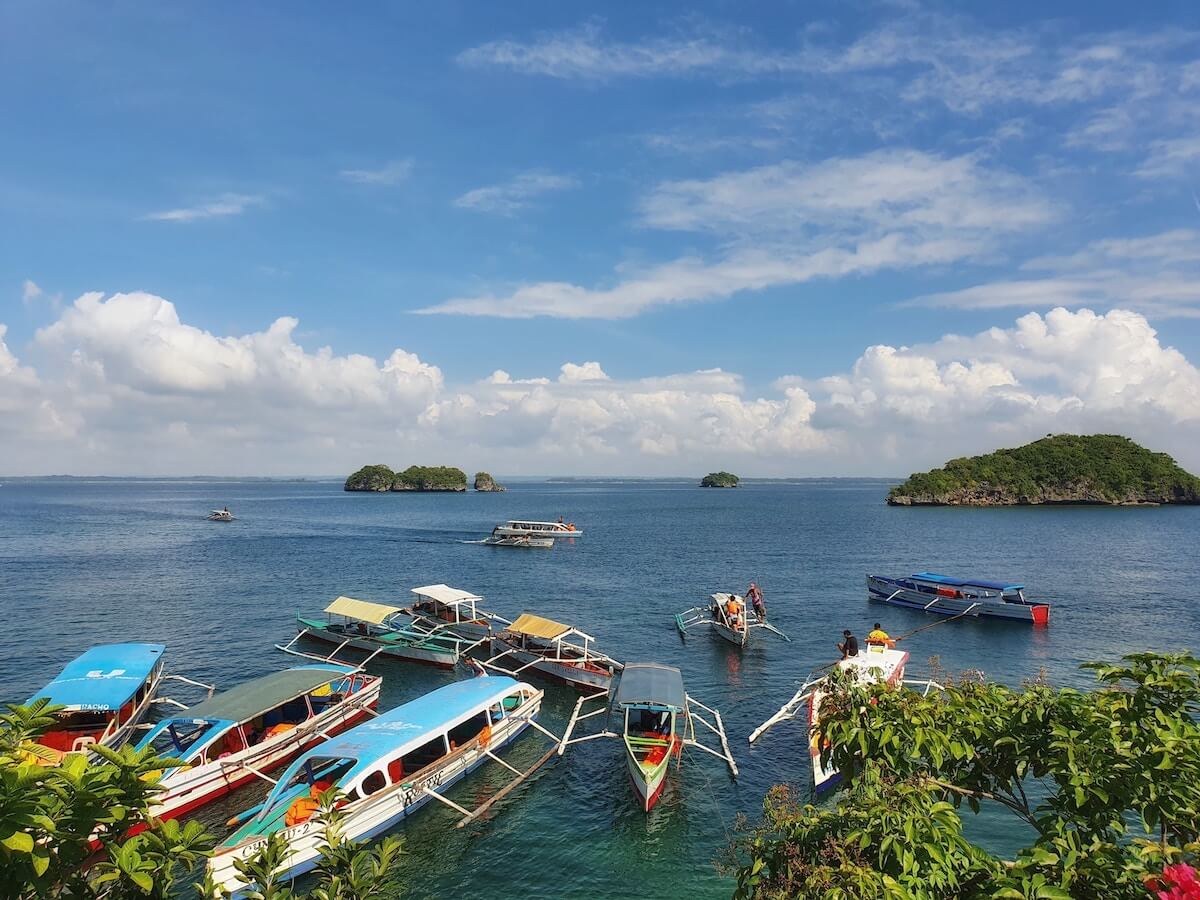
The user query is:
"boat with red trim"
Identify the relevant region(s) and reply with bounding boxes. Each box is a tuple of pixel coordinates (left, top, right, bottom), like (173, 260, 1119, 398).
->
(867, 572, 1050, 624)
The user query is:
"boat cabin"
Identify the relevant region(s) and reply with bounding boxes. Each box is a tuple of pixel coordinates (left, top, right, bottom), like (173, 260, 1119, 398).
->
(133, 664, 372, 775)
(907, 573, 1029, 604)
(496, 519, 581, 535)
(27, 643, 166, 755)
(409, 583, 507, 633)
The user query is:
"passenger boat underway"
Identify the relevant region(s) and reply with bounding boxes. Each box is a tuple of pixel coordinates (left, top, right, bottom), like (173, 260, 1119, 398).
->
(404, 583, 511, 641)
(558, 663, 738, 812)
(748, 643, 940, 792)
(207, 508, 235, 522)
(482, 613, 622, 691)
(278, 596, 488, 669)
(675, 593, 790, 648)
(492, 519, 582, 537)
(127, 664, 380, 833)
(26, 643, 167, 760)
(481, 530, 555, 549)
(867, 572, 1050, 624)
(209, 676, 557, 894)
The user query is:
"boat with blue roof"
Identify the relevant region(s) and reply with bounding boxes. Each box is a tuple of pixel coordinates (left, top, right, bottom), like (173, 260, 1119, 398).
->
(866, 572, 1050, 624)
(128, 663, 380, 833)
(26, 642, 167, 761)
(209, 675, 556, 894)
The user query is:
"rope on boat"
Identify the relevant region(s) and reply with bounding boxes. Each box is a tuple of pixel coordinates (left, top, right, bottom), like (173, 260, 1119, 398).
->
(894, 601, 981, 643)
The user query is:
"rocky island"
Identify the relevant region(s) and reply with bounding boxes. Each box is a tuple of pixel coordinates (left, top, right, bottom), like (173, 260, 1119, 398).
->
(701, 471, 740, 488)
(474, 471, 505, 492)
(887, 434, 1200, 506)
(344, 464, 468, 492)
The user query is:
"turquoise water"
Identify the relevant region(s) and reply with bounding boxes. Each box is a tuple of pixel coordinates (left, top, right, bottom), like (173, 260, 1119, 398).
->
(1, 479, 1197, 898)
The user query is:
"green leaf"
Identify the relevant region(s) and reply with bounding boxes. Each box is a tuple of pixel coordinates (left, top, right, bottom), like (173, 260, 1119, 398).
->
(1, 830, 34, 853)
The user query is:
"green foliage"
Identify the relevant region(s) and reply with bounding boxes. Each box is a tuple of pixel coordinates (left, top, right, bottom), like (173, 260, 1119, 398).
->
(342, 464, 396, 492)
(735, 653, 1200, 899)
(0, 702, 402, 899)
(888, 434, 1200, 504)
(701, 471, 740, 488)
(393, 465, 467, 489)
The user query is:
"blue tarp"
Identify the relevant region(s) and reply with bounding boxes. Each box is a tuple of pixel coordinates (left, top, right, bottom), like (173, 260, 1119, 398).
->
(913, 573, 1023, 591)
(28, 643, 166, 711)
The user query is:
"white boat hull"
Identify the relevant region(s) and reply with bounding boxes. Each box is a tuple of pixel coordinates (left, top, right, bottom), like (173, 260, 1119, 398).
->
(490, 641, 614, 691)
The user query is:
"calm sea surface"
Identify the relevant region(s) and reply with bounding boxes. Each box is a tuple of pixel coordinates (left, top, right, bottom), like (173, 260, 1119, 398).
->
(1, 479, 1197, 898)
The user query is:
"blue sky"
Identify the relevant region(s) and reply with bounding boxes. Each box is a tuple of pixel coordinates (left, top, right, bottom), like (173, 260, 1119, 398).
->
(4, 2, 1200, 475)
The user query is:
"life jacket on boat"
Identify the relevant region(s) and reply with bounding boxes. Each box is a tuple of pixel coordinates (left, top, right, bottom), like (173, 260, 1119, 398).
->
(478, 723, 492, 750)
(285, 797, 318, 827)
(264, 723, 296, 740)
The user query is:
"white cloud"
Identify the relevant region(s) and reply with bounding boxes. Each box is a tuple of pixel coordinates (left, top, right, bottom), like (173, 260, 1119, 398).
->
(907, 229, 1200, 318)
(22, 280, 42, 305)
(339, 159, 415, 186)
(5, 296, 1200, 475)
(423, 150, 1053, 319)
(454, 172, 579, 215)
(1135, 136, 1200, 178)
(142, 193, 265, 223)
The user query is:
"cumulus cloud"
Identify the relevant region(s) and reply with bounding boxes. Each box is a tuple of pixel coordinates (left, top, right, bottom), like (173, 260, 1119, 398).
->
(4, 296, 1200, 475)
(454, 172, 579, 215)
(339, 159, 415, 186)
(142, 193, 265, 223)
(423, 150, 1053, 319)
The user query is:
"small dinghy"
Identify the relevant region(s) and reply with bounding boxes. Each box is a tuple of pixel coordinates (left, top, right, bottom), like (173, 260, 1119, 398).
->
(207, 508, 235, 522)
(481, 530, 555, 549)
(675, 593, 790, 648)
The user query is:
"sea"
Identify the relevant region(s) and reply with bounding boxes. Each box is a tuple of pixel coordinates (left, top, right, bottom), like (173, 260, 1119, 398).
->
(1, 478, 1196, 899)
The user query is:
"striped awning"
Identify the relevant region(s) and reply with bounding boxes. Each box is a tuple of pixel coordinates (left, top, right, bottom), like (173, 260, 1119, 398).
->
(324, 596, 402, 625)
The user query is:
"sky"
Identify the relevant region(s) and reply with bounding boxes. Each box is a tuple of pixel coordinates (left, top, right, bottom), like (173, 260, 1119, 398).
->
(3, 1, 1200, 476)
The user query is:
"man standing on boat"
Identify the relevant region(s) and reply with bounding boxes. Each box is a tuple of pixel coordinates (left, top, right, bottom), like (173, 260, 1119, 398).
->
(838, 630, 859, 659)
(747, 583, 765, 620)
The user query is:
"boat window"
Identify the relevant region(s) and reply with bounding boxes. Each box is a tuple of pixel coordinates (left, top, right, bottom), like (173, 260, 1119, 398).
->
(447, 712, 489, 749)
(387, 757, 406, 783)
(400, 735, 448, 774)
(149, 720, 212, 756)
(273, 756, 357, 809)
(628, 708, 672, 738)
(361, 769, 387, 796)
(488, 703, 505, 723)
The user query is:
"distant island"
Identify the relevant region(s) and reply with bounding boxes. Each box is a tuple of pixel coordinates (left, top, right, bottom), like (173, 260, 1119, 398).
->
(474, 471, 505, 492)
(701, 471, 740, 488)
(344, 464, 467, 492)
(887, 435, 1200, 506)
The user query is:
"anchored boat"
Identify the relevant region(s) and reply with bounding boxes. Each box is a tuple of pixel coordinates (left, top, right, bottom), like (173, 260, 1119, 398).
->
(209, 676, 559, 893)
(675, 593, 790, 648)
(26, 643, 167, 760)
(558, 662, 737, 812)
(207, 509, 235, 522)
(128, 664, 380, 832)
(481, 530, 555, 549)
(748, 643, 940, 792)
(278, 596, 487, 669)
(404, 583, 511, 641)
(867, 572, 1050, 624)
(492, 519, 582, 537)
(483, 613, 622, 691)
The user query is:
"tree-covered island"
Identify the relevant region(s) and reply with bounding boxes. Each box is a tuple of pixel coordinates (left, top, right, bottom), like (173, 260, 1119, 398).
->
(701, 471, 740, 488)
(344, 464, 468, 492)
(888, 434, 1200, 506)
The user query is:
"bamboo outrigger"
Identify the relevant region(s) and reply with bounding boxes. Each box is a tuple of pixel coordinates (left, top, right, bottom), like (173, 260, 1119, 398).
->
(558, 662, 737, 811)
(675, 593, 790, 648)
(403, 583, 511, 641)
(482, 613, 622, 691)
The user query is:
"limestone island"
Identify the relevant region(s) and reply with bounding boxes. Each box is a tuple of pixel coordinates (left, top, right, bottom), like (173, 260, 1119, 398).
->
(344, 464, 467, 492)
(474, 471, 506, 492)
(701, 471, 740, 488)
(887, 434, 1200, 506)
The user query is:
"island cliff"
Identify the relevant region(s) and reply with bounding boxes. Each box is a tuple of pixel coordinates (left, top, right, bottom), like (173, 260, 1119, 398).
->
(887, 435, 1200, 506)
(344, 464, 468, 492)
(474, 472, 505, 492)
(701, 471, 740, 488)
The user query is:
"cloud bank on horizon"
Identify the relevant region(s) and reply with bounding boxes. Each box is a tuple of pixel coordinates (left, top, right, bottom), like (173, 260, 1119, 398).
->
(5, 3, 1200, 475)
(2, 293, 1198, 476)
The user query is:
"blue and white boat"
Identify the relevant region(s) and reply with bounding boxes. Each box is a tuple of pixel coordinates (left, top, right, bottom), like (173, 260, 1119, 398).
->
(27, 642, 166, 760)
(866, 573, 1050, 624)
(209, 676, 546, 893)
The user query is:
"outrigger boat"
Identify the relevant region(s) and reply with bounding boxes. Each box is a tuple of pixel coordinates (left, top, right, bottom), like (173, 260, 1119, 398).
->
(209, 676, 562, 894)
(748, 643, 940, 791)
(207, 509, 235, 522)
(675, 593, 790, 648)
(26, 643, 168, 760)
(482, 613, 622, 691)
(278, 596, 488, 670)
(493, 519, 582, 537)
(867, 572, 1050, 624)
(481, 530, 555, 549)
(403, 584, 511, 641)
(127, 664, 381, 833)
(558, 663, 737, 812)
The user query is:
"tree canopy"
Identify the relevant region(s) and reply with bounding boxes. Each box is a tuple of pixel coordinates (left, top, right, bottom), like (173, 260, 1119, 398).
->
(702, 471, 740, 488)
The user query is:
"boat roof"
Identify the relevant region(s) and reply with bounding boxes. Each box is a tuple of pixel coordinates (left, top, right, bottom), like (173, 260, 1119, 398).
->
(28, 643, 165, 711)
(508, 613, 572, 640)
(616, 663, 686, 711)
(506, 520, 565, 526)
(168, 664, 356, 725)
(410, 584, 482, 606)
(710, 593, 743, 602)
(306, 676, 521, 763)
(324, 596, 402, 624)
(913, 572, 1024, 591)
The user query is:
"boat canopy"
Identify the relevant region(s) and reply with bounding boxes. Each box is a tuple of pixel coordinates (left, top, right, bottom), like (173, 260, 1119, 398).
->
(410, 584, 483, 606)
(508, 613, 573, 640)
(913, 572, 1024, 591)
(27, 643, 165, 711)
(616, 663, 686, 711)
(173, 664, 355, 725)
(324, 596, 402, 624)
